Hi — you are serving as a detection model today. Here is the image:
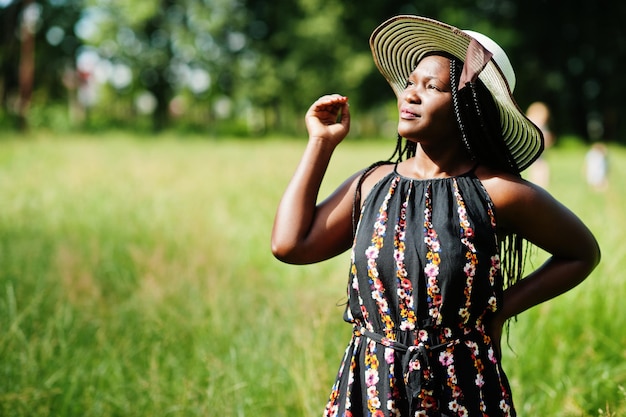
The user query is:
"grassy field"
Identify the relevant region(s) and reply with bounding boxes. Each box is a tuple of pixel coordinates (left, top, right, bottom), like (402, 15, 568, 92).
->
(0, 132, 624, 416)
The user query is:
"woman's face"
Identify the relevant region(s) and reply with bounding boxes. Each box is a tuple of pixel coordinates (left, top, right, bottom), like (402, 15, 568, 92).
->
(397, 55, 459, 143)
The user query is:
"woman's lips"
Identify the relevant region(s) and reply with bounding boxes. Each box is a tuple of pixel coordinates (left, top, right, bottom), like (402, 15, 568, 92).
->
(400, 108, 419, 119)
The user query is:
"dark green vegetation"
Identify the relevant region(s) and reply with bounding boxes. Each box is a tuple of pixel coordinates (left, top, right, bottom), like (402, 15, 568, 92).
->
(1, 0, 625, 141)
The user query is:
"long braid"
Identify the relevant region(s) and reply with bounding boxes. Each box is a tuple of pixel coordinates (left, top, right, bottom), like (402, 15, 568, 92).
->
(449, 58, 526, 293)
(450, 56, 519, 175)
(468, 83, 518, 173)
(405, 139, 417, 158)
(352, 133, 408, 235)
(352, 159, 389, 235)
(352, 126, 424, 234)
(465, 80, 526, 291)
(387, 133, 404, 162)
(450, 59, 476, 161)
(351, 128, 422, 235)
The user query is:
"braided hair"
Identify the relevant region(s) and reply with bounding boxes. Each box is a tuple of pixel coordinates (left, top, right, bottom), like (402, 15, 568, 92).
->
(351, 132, 416, 234)
(353, 55, 527, 291)
(448, 56, 526, 292)
(449, 58, 519, 175)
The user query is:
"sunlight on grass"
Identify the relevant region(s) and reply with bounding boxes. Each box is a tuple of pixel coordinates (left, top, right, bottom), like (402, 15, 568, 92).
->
(0, 132, 624, 416)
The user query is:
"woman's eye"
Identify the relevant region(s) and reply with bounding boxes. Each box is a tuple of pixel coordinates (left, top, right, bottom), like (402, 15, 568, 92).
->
(404, 80, 414, 88)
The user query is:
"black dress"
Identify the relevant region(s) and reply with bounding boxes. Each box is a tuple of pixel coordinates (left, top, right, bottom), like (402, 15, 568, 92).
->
(323, 167, 516, 417)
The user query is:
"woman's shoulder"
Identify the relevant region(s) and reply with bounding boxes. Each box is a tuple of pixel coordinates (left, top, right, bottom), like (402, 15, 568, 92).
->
(475, 164, 559, 230)
(362, 163, 395, 186)
(476, 165, 539, 205)
(475, 165, 540, 200)
(354, 162, 396, 204)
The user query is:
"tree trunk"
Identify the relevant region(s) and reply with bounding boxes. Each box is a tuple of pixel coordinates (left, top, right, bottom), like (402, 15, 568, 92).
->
(18, 0, 36, 130)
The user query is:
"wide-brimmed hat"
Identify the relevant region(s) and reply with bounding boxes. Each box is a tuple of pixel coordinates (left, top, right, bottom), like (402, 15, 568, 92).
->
(370, 15, 544, 171)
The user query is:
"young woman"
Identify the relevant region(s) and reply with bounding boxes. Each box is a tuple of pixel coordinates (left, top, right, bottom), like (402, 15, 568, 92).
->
(272, 15, 600, 417)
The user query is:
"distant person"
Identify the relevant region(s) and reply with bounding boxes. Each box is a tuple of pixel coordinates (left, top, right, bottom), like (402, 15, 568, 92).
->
(585, 142, 609, 190)
(272, 15, 600, 417)
(526, 101, 554, 188)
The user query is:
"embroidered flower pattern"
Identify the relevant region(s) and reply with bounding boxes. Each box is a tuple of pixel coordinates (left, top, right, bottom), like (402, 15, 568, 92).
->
(465, 340, 489, 412)
(365, 340, 382, 414)
(423, 183, 443, 326)
(324, 337, 359, 417)
(453, 179, 479, 326)
(440, 337, 463, 413)
(366, 178, 399, 338)
(324, 174, 516, 417)
(395, 184, 417, 331)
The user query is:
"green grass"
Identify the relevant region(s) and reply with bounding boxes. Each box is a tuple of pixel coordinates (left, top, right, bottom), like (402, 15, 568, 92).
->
(0, 132, 624, 416)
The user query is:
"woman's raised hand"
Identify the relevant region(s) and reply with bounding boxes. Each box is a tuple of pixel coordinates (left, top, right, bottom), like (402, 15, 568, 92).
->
(305, 94, 350, 146)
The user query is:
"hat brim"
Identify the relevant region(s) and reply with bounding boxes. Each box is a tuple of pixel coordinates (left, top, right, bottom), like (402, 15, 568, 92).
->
(370, 15, 544, 172)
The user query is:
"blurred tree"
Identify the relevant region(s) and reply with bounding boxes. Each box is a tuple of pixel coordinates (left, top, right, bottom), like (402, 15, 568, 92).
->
(18, 0, 35, 130)
(0, 1, 21, 126)
(0, 0, 84, 129)
(240, 0, 513, 134)
(78, 0, 177, 130)
(513, 0, 626, 141)
(240, 0, 344, 132)
(0, 0, 624, 139)
(77, 0, 249, 131)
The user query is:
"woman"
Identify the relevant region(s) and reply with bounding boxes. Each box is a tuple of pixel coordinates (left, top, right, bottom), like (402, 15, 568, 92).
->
(271, 15, 600, 417)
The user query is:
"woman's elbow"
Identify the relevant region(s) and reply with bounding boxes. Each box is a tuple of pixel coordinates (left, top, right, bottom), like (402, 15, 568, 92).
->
(271, 237, 304, 264)
(578, 234, 601, 280)
(588, 238, 602, 271)
(271, 243, 291, 263)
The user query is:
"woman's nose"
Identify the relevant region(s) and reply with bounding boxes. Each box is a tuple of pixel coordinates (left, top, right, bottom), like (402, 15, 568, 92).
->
(403, 86, 420, 104)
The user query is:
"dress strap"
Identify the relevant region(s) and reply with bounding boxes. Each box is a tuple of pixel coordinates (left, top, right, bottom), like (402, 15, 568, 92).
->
(351, 161, 394, 236)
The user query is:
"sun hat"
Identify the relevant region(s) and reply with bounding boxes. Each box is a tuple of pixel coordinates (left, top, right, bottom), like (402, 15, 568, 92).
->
(370, 15, 544, 172)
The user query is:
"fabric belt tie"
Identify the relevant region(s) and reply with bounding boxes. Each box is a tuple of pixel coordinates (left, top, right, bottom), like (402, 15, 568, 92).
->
(355, 327, 461, 414)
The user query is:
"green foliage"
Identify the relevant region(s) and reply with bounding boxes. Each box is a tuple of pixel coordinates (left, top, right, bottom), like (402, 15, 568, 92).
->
(0, 133, 624, 416)
(2, 1, 626, 138)
(0, 0, 84, 103)
(503, 144, 626, 416)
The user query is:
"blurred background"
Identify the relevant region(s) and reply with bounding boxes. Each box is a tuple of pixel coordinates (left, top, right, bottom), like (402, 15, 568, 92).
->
(1, 0, 625, 141)
(1, 1, 626, 416)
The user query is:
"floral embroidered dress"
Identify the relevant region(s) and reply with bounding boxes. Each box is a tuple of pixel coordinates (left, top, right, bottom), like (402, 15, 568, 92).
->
(323, 167, 516, 417)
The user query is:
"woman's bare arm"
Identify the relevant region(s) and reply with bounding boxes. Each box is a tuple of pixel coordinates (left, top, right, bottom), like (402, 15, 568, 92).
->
(271, 95, 356, 264)
(481, 172, 600, 341)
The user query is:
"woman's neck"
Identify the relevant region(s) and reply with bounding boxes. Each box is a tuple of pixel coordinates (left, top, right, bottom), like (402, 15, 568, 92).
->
(399, 143, 475, 179)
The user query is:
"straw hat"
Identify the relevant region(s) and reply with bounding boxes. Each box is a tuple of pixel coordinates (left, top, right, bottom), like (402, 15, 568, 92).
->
(370, 15, 544, 171)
